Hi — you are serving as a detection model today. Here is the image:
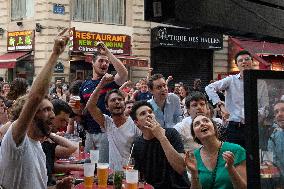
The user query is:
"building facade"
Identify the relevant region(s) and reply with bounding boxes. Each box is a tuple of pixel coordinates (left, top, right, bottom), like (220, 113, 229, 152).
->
(0, 0, 229, 85)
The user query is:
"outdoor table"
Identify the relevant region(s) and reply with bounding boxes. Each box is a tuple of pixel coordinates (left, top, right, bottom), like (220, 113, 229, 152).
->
(74, 182, 154, 189)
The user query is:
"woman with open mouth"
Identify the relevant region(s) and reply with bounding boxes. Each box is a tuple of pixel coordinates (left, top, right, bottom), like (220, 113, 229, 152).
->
(184, 115, 247, 189)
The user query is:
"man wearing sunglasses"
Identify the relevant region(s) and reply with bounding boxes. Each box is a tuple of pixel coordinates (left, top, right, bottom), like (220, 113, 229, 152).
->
(205, 50, 254, 149)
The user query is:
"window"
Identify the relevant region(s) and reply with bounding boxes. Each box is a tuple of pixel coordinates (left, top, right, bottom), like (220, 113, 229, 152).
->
(11, 0, 34, 20)
(72, 0, 125, 25)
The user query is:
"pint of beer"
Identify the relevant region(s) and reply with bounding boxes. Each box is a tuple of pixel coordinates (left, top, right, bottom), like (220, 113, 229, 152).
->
(84, 163, 96, 188)
(126, 169, 138, 189)
(71, 95, 81, 110)
(97, 163, 109, 188)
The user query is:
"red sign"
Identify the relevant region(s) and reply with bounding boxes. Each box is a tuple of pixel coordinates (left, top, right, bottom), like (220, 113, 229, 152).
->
(7, 30, 34, 51)
(70, 28, 131, 55)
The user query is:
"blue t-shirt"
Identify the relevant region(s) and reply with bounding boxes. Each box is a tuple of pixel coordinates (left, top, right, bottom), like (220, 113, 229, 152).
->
(79, 79, 120, 134)
(135, 91, 152, 101)
(194, 142, 246, 189)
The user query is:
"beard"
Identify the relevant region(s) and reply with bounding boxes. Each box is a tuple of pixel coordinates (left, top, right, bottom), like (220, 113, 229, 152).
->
(34, 117, 52, 137)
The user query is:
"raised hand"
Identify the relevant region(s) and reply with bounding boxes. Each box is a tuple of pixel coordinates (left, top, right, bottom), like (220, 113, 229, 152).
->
(97, 42, 110, 56)
(144, 116, 165, 140)
(101, 73, 114, 86)
(184, 151, 198, 174)
(222, 151, 235, 169)
(53, 28, 70, 55)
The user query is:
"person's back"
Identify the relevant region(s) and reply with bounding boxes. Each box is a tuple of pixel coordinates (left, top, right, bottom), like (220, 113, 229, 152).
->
(0, 125, 47, 189)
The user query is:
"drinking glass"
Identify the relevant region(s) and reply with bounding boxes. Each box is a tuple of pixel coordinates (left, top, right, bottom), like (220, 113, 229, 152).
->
(126, 169, 138, 189)
(97, 163, 109, 188)
(84, 163, 96, 188)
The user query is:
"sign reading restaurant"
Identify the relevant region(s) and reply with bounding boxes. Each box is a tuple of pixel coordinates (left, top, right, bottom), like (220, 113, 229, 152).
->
(151, 27, 223, 50)
(70, 28, 131, 55)
(7, 30, 35, 51)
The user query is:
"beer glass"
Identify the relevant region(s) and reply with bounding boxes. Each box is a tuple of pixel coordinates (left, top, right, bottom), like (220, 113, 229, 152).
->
(90, 150, 99, 163)
(126, 169, 138, 189)
(71, 95, 81, 110)
(84, 163, 96, 188)
(97, 163, 109, 188)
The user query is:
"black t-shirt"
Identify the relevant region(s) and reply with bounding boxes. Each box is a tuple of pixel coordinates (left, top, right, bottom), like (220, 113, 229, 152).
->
(132, 128, 190, 189)
(42, 141, 58, 186)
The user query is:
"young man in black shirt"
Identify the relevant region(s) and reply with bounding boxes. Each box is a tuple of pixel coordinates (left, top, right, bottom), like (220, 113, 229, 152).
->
(130, 101, 190, 189)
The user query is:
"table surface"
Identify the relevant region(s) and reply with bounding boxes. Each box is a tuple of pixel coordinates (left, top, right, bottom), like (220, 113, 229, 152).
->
(74, 182, 153, 189)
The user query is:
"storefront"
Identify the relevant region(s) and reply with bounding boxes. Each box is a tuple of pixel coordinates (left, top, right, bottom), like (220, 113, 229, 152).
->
(0, 30, 34, 84)
(68, 28, 148, 82)
(151, 26, 223, 88)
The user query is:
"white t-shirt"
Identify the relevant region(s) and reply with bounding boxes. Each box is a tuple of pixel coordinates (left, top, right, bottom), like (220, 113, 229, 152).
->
(102, 115, 141, 170)
(174, 117, 201, 152)
(0, 125, 47, 189)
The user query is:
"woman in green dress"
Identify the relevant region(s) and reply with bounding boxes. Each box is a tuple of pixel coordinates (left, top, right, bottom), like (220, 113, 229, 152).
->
(185, 115, 247, 189)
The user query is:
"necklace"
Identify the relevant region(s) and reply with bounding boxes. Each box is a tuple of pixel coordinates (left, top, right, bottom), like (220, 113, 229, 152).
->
(201, 141, 223, 166)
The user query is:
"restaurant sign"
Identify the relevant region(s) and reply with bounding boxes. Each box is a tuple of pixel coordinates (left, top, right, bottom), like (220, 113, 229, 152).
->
(151, 27, 223, 50)
(7, 30, 34, 51)
(69, 28, 131, 55)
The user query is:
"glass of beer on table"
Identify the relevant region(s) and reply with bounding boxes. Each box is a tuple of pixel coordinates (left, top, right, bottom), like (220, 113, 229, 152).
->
(97, 163, 109, 188)
(84, 163, 96, 188)
(126, 169, 138, 189)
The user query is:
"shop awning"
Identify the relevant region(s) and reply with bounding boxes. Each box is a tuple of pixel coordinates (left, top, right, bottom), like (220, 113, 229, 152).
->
(84, 54, 148, 67)
(231, 37, 284, 55)
(0, 52, 31, 68)
(230, 37, 284, 66)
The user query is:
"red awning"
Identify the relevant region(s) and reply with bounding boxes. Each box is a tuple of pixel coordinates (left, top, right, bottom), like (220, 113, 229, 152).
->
(231, 37, 284, 55)
(230, 37, 284, 67)
(0, 52, 31, 68)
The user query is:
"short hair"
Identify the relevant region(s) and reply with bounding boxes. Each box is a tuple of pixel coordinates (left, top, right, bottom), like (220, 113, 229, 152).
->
(69, 80, 83, 96)
(190, 116, 219, 145)
(51, 99, 73, 116)
(139, 78, 147, 85)
(130, 101, 153, 121)
(7, 78, 28, 101)
(185, 92, 208, 109)
(9, 95, 28, 121)
(274, 100, 284, 108)
(234, 50, 253, 64)
(147, 74, 164, 90)
(0, 77, 4, 82)
(104, 89, 125, 105)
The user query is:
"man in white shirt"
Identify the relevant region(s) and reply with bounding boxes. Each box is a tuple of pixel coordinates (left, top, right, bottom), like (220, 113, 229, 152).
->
(174, 92, 225, 152)
(205, 50, 254, 149)
(86, 73, 141, 170)
(0, 29, 72, 189)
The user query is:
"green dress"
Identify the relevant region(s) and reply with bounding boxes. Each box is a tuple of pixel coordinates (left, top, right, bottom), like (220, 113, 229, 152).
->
(194, 142, 246, 189)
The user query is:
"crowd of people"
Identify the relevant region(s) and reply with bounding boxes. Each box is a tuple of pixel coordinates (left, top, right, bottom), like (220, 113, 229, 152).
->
(0, 29, 283, 189)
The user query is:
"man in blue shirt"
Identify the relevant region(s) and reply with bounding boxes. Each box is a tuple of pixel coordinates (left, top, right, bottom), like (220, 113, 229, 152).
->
(147, 74, 183, 128)
(79, 42, 128, 152)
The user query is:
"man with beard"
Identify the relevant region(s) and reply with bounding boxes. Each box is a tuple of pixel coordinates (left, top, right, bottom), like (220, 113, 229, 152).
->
(86, 73, 141, 170)
(147, 74, 183, 128)
(0, 29, 72, 189)
(79, 42, 128, 152)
